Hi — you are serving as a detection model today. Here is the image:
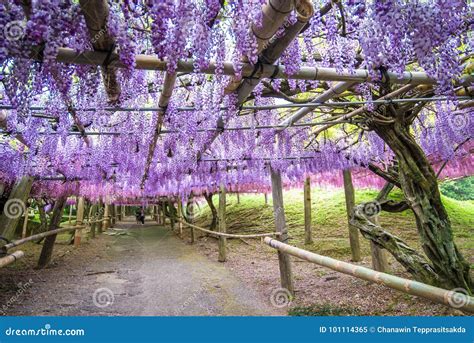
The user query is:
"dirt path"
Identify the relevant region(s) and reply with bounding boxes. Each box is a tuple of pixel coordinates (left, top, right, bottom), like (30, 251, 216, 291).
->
(1, 218, 278, 316)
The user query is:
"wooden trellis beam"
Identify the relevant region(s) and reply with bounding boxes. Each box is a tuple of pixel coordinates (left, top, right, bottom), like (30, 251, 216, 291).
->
(79, 0, 121, 104)
(33, 47, 441, 85)
(225, 0, 296, 94)
(140, 72, 177, 189)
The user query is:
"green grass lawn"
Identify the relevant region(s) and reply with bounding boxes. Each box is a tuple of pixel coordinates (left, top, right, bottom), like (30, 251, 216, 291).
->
(194, 187, 474, 265)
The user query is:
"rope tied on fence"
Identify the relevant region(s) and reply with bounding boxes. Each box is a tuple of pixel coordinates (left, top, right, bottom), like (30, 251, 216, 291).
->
(178, 219, 281, 239)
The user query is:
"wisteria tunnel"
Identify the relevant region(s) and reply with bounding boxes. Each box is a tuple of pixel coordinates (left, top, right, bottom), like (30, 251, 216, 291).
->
(0, 0, 473, 316)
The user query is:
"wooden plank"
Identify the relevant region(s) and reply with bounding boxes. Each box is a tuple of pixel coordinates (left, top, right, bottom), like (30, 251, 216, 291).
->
(303, 176, 313, 245)
(270, 167, 294, 295)
(218, 184, 227, 262)
(342, 169, 361, 262)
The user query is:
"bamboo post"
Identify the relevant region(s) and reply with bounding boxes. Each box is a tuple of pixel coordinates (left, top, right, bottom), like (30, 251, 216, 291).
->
(74, 197, 85, 247)
(0, 176, 34, 240)
(68, 204, 73, 224)
(21, 206, 29, 239)
(304, 176, 313, 245)
(98, 200, 104, 233)
(103, 204, 111, 231)
(37, 196, 68, 268)
(110, 205, 116, 226)
(168, 199, 175, 230)
(188, 195, 195, 244)
(90, 203, 98, 238)
(342, 169, 361, 262)
(177, 200, 183, 237)
(157, 201, 164, 225)
(218, 184, 227, 262)
(270, 167, 294, 295)
(116, 205, 121, 221)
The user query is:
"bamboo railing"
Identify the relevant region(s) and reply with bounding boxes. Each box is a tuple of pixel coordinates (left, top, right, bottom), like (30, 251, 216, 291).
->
(0, 251, 25, 268)
(0, 225, 86, 252)
(264, 237, 474, 314)
(178, 219, 280, 239)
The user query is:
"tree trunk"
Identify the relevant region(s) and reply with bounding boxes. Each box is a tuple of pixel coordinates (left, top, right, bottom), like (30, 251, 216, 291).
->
(374, 124, 472, 292)
(342, 169, 361, 262)
(218, 184, 227, 262)
(204, 192, 217, 231)
(303, 177, 313, 245)
(37, 196, 67, 268)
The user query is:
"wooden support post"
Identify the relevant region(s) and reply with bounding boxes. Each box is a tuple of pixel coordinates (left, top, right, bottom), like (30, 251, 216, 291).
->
(177, 200, 183, 237)
(37, 196, 67, 268)
(0, 176, 34, 240)
(342, 169, 361, 262)
(21, 206, 29, 239)
(237, 192, 240, 204)
(110, 205, 116, 226)
(270, 167, 294, 295)
(103, 204, 111, 231)
(90, 203, 98, 238)
(98, 200, 104, 233)
(68, 204, 73, 224)
(218, 184, 227, 262)
(303, 176, 313, 245)
(74, 197, 85, 247)
(168, 199, 175, 230)
(159, 204, 163, 224)
(264, 193, 268, 205)
(116, 205, 121, 221)
(188, 195, 195, 244)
